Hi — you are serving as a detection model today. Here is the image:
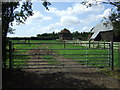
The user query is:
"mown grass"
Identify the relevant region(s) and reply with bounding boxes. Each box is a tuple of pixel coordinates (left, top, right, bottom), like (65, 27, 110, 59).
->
(8, 40, 119, 69)
(47, 42, 110, 67)
(114, 49, 119, 68)
(8, 40, 61, 68)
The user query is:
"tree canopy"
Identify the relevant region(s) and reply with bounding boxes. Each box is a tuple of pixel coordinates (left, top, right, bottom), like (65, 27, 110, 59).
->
(82, 0, 120, 38)
(2, 0, 51, 39)
(2, 0, 51, 68)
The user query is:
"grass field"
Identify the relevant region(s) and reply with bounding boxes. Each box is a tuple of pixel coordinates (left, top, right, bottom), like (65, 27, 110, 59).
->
(7, 40, 120, 69)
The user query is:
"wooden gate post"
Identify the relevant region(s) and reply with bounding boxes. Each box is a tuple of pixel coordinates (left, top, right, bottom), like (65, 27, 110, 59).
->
(98, 41, 99, 48)
(110, 41, 114, 70)
(118, 42, 120, 69)
(9, 41, 12, 70)
(104, 41, 105, 49)
(89, 40, 90, 48)
(93, 41, 94, 48)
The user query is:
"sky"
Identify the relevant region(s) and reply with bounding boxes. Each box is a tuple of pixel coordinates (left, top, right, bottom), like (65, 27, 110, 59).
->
(7, 0, 116, 37)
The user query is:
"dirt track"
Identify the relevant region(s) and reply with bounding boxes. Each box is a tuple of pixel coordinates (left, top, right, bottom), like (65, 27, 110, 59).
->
(3, 49, 119, 88)
(3, 67, 119, 88)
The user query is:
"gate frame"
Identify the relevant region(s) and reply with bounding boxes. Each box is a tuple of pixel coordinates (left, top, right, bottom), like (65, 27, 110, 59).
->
(8, 40, 114, 70)
(9, 41, 13, 70)
(110, 41, 114, 70)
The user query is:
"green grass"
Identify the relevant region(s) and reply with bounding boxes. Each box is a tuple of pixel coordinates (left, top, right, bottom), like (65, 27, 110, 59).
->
(7, 40, 120, 69)
(9, 40, 62, 68)
(114, 49, 120, 68)
(47, 42, 110, 67)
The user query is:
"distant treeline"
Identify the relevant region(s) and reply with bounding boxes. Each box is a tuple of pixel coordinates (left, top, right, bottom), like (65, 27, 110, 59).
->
(72, 31, 91, 40)
(37, 32, 59, 40)
(37, 31, 91, 40)
(8, 31, 91, 40)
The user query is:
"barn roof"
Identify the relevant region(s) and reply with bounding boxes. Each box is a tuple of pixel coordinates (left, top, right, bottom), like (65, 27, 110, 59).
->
(59, 28, 71, 34)
(90, 22, 113, 39)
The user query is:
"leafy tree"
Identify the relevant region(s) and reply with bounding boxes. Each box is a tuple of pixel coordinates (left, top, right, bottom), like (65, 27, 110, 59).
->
(72, 31, 80, 39)
(72, 31, 90, 40)
(2, 2, 33, 68)
(2, 0, 51, 68)
(37, 32, 58, 40)
(81, 0, 120, 40)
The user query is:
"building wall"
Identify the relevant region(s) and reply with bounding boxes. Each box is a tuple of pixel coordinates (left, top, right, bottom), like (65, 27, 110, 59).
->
(59, 33, 72, 40)
(59, 34, 63, 40)
(94, 30, 120, 42)
(100, 30, 113, 41)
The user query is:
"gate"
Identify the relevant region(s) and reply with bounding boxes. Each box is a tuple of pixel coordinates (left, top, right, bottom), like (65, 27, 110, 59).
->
(8, 40, 114, 70)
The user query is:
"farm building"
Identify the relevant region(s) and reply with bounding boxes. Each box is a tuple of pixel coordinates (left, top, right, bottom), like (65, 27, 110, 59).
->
(90, 22, 120, 42)
(59, 28, 72, 40)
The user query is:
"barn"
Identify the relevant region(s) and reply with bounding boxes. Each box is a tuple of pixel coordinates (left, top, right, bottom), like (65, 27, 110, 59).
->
(59, 28, 72, 40)
(90, 22, 120, 42)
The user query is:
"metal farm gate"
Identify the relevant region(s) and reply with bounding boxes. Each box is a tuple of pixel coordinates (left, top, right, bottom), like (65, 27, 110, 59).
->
(8, 40, 114, 70)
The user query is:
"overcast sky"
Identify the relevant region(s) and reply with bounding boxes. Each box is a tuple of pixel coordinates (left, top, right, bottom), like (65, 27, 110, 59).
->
(7, 1, 115, 37)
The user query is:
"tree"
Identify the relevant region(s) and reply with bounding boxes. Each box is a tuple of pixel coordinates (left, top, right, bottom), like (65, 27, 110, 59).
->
(2, 0, 51, 68)
(2, 2, 33, 68)
(81, 0, 120, 40)
(42, 0, 51, 11)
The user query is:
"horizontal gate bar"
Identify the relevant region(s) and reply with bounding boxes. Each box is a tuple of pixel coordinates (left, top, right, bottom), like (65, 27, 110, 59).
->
(13, 60, 109, 63)
(14, 54, 110, 56)
(13, 57, 110, 59)
(12, 66, 110, 69)
(15, 48, 109, 50)
(13, 63, 110, 66)
(13, 43, 110, 44)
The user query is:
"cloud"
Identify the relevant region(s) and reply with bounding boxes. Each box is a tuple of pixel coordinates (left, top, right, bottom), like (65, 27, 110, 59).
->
(45, 3, 104, 26)
(38, 23, 61, 34)
(9, 21, 61, 37)
(97, 8, 111, 19)
(80, 14, 99, 25)
(80, 8, 112, 25)
(11, 10, 52, 27)
(81, 26, 92, 32)
(46, 3, 104, 16)
(30, 11, 52, 20)
(60, 16, 81, 26)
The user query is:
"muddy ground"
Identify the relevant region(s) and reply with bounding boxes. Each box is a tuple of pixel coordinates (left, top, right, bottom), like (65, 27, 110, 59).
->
(2, 49, 120, 89)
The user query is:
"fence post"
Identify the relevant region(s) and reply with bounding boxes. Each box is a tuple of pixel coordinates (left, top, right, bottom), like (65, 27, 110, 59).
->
(81, 41, 82, 46)
(110, 41, 114, 70)
(98, 41, 99, 48)
(104, 41, 105, 49)
(28, 40, 30, 44)
(89, 40, 90, 48)
(64, 41, 66, 49)
(9, 41, 12, 70)
(118, 42, 120, 69)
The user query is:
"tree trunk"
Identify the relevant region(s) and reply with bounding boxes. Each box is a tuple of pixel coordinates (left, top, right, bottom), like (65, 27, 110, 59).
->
(2, 20, 9, 69)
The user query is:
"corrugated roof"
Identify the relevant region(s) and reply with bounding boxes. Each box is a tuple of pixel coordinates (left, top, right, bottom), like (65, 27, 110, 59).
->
(90, 22, 113, 39)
